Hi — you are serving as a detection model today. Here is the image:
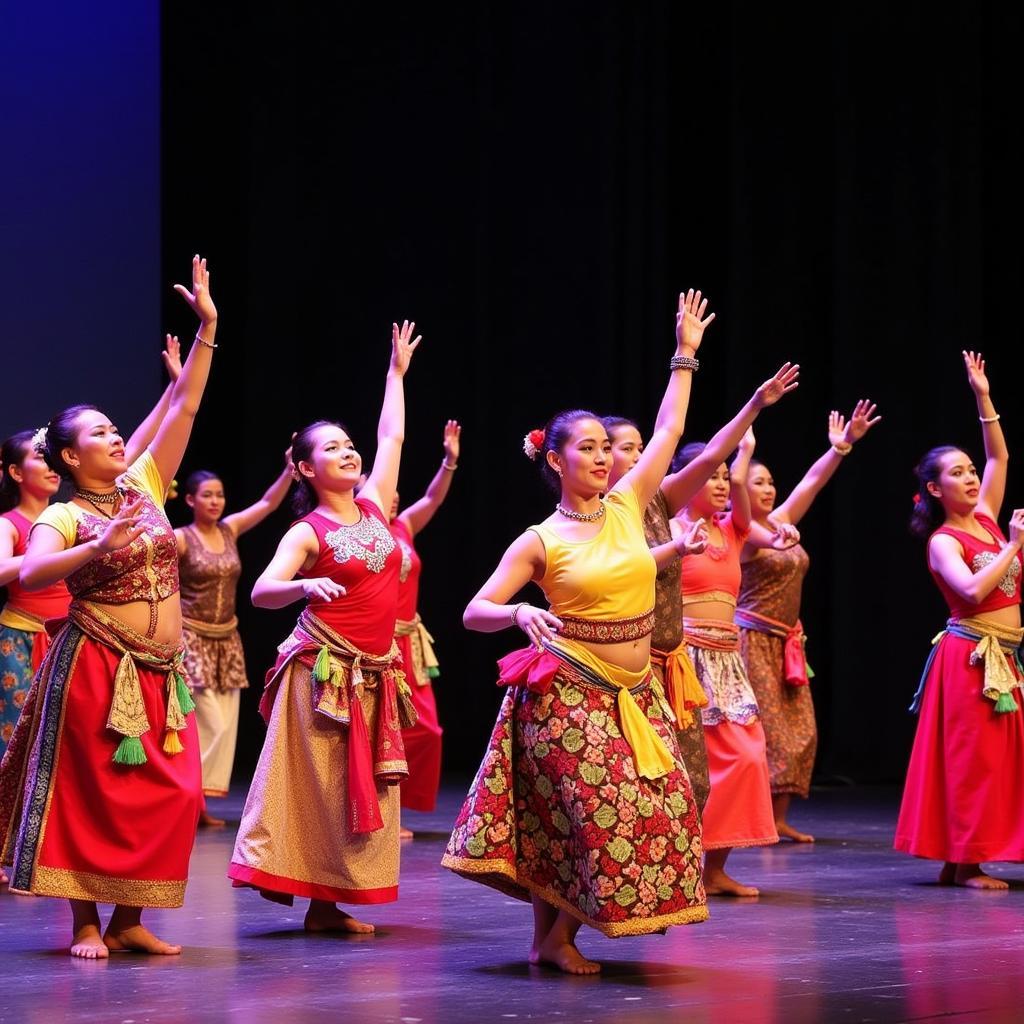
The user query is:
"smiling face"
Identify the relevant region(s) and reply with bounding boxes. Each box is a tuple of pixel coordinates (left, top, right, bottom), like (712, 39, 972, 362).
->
(547, 418, 611, 498)
(188, 478, 226, 523)
(62, 409, 126, 485)
(928, 449, 981, 514)
(689, 463, 730, 518)
(747, 462, 777, 518)
(607, 425, 645, 488)
(7, 446, 61, 501)
(297, 424, 362, 499)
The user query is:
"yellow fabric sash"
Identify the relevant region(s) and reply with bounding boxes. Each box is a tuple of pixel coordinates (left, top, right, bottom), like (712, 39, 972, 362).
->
(0, 605, 46, 633)
(182, 614, 239, 639)
(549, 637, 676, 781)
(394, 614, 439, 686)
(959, 616, 1024, 707)
(651, 642, 709, 728)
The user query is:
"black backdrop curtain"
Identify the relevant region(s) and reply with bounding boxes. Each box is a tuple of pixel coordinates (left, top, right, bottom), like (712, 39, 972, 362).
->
(161, 4, 1024, 783)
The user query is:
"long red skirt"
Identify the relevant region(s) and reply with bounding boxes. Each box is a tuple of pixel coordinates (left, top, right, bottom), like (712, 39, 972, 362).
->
(1, 627, 202, 906)
(895, 634, 1024, 863)
(397, 632, 442, 812)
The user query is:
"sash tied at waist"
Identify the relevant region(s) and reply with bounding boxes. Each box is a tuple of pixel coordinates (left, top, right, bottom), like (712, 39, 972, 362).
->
(650, 642, 708, 727)
(734, 607, 814, 686)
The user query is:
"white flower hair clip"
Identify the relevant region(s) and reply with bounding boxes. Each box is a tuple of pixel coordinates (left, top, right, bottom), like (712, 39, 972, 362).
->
(31, 426, 48, 455)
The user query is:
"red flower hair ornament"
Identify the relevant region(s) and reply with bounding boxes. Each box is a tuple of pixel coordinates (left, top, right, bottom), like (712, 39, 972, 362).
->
(523, 428, 545, 461)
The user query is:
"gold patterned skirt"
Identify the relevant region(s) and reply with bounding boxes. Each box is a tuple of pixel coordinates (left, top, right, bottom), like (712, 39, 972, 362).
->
(442, 649, 707, 937)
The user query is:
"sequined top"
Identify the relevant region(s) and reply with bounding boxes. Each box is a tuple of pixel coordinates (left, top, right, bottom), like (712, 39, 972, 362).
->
(390, 517, 423, 621)
(298, 498, 402, 656)
(737, 543, 810, 627)
(679, 511, 751, 607)
(930, 513, 1022, 618)
(644, 489, 682, 651)
(179, 523, 242, 625)
(0, 509, 71, 626)
(528, 486, 656, 625)
(31, 452, 179, 605)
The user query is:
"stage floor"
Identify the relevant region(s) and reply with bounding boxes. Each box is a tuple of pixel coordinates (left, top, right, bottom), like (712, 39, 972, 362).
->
(2, 785, 1022, 1024)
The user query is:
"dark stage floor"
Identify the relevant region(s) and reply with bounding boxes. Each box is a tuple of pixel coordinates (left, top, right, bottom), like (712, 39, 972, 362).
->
(2, 785, 1023, 1024)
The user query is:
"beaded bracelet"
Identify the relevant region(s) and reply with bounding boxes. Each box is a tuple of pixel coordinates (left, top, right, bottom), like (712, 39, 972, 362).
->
(510, 602, 528, 627)
(195, 332, 218, 349)
(442, 460, 458, 472)
(670, 354, 700, 373)
(979, 413, 1001, 423)
(831, 442, 853, 456)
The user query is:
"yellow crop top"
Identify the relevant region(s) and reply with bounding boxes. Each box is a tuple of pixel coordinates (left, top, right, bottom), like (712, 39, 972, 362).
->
(529, 486, 656, 630)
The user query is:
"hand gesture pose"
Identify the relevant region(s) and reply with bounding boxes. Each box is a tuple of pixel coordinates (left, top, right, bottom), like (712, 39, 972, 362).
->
(514, 604, 564, 652)
(162, 334, 183, 381)
(675, 289, 716, 354)
(963, 350, 990, 397)
(96, 499, 146, 553)
(675, 517, 709, 557)
(390, 320, 422, 377)
(173, 254, 218, 324)
(301, 578, 347, 602)
(828, 400, 882, 448)
(752, 363, 801, 409)
(443, 420, 461, 465)
(769, 521, 801, 550)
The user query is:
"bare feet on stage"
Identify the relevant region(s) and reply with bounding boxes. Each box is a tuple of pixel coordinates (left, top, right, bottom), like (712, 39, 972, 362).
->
(938, 862, 1009, 890)
(704, 848, 759, 897)
(529, 896, 601, 975)
(103, 905, 182, 954)
(304, 900, 376, 934)
(773, 794, 814, 843)
(199, 808, 227, 829)
(69, 900, 108, 959)
(399, 826, 414, 840)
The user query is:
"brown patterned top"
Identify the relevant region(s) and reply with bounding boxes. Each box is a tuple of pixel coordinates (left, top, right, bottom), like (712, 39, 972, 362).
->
(179, 523, 242, 625)
(644, 489, 682, 652)
(737, 544, 810, 627)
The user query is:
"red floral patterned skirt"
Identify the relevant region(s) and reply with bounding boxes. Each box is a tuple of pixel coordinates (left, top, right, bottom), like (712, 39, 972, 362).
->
(442, 655, 707, 937)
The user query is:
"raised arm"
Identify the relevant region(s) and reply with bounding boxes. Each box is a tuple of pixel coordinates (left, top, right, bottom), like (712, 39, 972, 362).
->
(928, 512, 1024, 605)
(359, 320, 421, 518)
(20, 499, 147, 590)
(463, 531, 562, 650)
(729, 428, 756, 534)
(614, 289, 714, 509)
(124, 334, 182, 466)
(397, 420, 461, 538)
(147, 256, 218, 488)
(773, 400, 882, 526)
(250, 522, 343, 609)
(223, 444, 295, 539)
(964, 351, 1008, 520)
(660, 363, 800, 515)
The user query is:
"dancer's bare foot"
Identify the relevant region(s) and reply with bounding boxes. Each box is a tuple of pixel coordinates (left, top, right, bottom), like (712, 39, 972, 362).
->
(777, 821, 815, 843)
(70, 923, 109, 959)
(399, 826, 414, 840)
(535, 935, 601, 975)
(103, 924, 182, 955)
(304, 901, 375, 934)
(938, 862, 1009, 890)
(198, 809, 226, 829)
(704, 867, 759, 897)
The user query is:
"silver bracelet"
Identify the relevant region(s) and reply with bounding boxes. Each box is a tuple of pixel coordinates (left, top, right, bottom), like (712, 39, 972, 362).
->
(510, 602, 528, 627)
(979, 413, 1001, 424)
(441, 460, 458, 472)
(195, 332, 218, 349)
(670, 354, 700, 372)
(831, 442, 853, 456)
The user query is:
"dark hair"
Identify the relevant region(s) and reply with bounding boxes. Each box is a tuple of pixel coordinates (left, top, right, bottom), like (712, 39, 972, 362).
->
(600, 415, 640, 441)
(40, 404, 101, 482)
(670, 441, 707, 475)
(0, 430, 36, 513)
(910, 445, 963, 539)
(534, 409, 602, 493)
(184, 470, 222, 497)
(290, 419, 348, 516)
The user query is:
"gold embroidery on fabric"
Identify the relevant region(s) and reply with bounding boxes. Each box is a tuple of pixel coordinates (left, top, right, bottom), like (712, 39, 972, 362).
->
(681, 589, 737, 608)
(324, 514, 396, 574)
(107, 653, 150, 738)
(971, 550, 1021, 598)
(27, 866, 186, 907)
(557, 609, 655, 643)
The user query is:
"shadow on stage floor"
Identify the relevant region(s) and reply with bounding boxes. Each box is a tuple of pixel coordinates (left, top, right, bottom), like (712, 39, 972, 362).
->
(3, 784, 1022, 1024)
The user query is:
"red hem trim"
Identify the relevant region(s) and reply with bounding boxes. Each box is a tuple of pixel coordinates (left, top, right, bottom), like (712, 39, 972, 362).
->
(227, 863, 398, 904)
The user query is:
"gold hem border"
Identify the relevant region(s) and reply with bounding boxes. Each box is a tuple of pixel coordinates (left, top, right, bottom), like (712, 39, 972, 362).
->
(27, 865, 186, 907)
(440, 854, 708, 937)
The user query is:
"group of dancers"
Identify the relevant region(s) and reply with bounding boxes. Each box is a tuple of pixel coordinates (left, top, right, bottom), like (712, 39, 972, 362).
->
(0, 263, 1020, 974)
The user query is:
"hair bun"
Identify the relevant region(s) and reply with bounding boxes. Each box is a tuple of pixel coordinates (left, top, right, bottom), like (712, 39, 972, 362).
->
(523, 428, 545, 461)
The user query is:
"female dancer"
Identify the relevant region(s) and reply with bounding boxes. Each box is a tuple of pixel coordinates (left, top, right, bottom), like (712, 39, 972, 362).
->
(737, 400, 880, 842)
(228, 321, 420, 934)
(444, 290, 713, 976)
(176, 449, 294, 826)
(673, 426, 794, 897)
(0, 255, 217, 956)
(391, 419, 461, 827)
(602, 363, 803, 816)
(895, 351, 1024, 888)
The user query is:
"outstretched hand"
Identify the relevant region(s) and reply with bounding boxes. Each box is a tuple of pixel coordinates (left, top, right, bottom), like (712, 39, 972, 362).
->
(95, 499, 146, 554)
(173, 255, 218, 324)
(833, 399, 882, 445)
(963, 350, 990, 397)
(390, 320, 422, 376)
(443, 419, 461, 463)
(753, 363, 800, 409)
(162, 334, 182, 382)
(675, 289, 716, 354)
